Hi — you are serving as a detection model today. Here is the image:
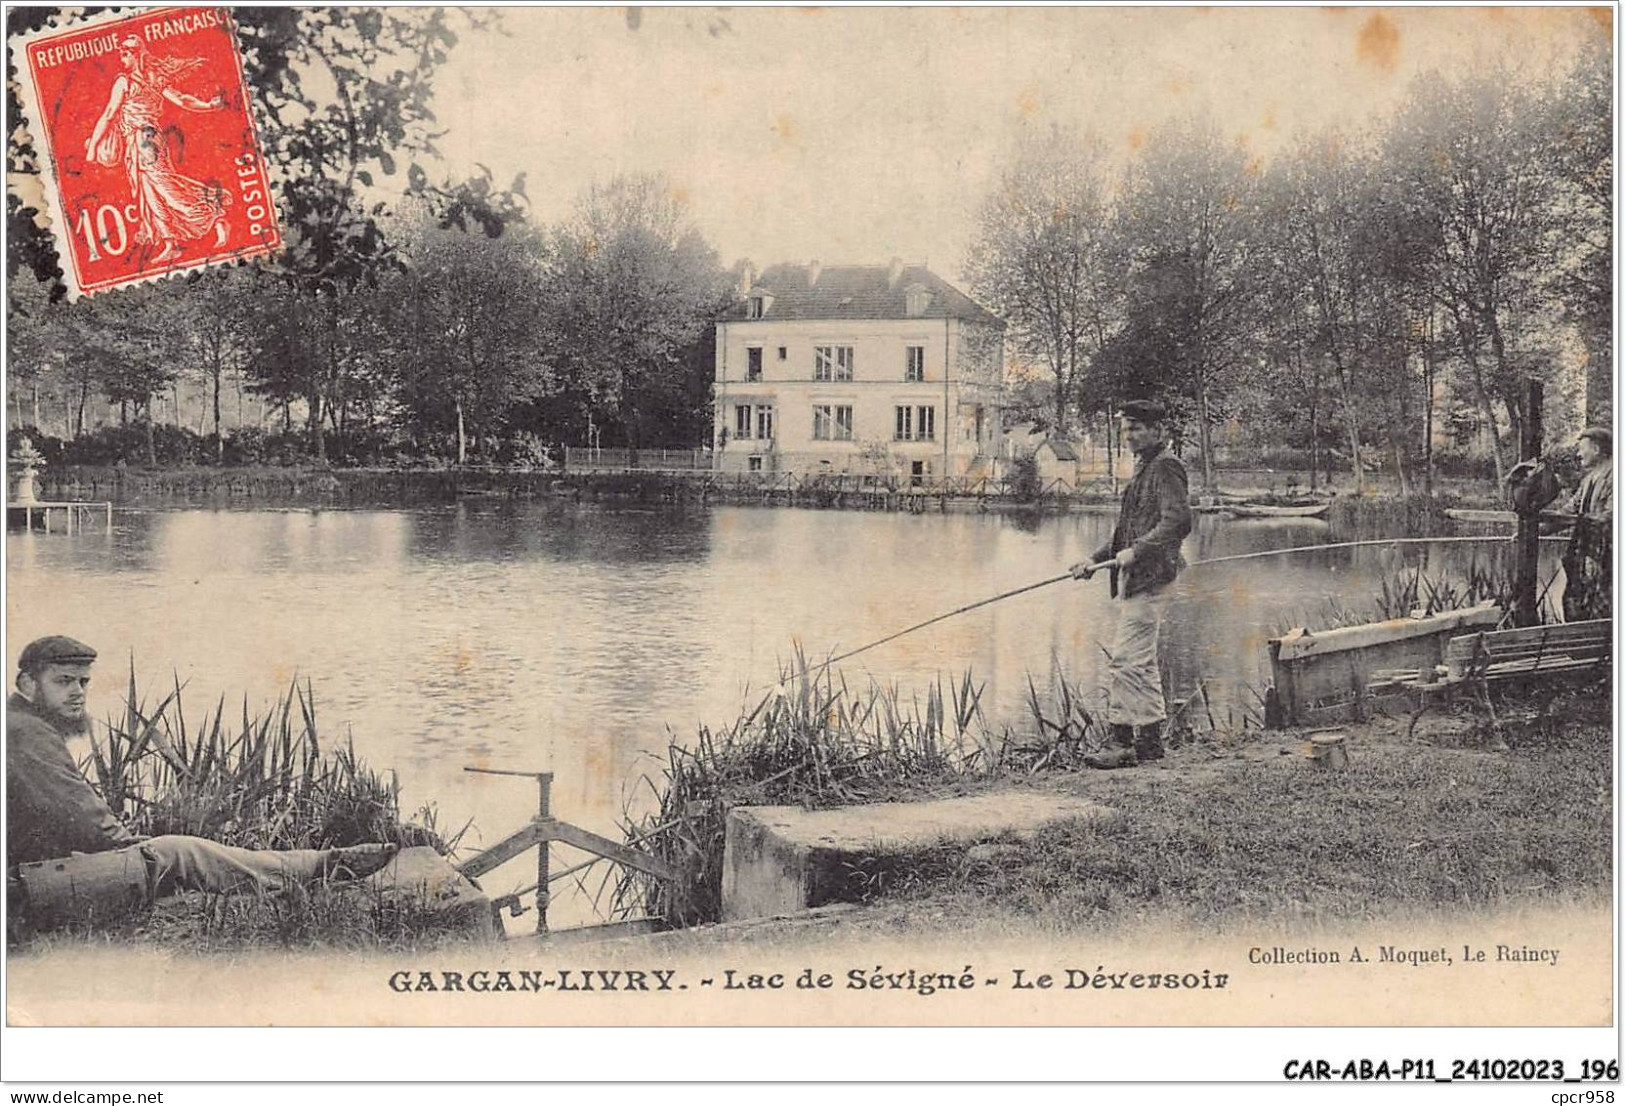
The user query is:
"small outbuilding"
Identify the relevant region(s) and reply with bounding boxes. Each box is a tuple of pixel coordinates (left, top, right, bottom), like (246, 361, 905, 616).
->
(1034, 437, 1081, 487)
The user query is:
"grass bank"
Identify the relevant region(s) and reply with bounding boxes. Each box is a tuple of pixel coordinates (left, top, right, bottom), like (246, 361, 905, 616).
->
(846, 679, 1613, 932)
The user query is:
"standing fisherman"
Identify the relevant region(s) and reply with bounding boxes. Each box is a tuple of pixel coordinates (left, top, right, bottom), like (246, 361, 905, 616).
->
(1070, 400, 1192, 769)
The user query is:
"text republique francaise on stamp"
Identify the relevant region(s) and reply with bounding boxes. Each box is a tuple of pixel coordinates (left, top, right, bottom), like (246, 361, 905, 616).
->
(11, 6, 282, 298)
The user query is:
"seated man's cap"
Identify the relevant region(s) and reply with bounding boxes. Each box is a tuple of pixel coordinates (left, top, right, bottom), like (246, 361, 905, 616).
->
(18, 635, 98, 671)
(1578, 427, 1612, 455)
(1118, 399, 1168, 425)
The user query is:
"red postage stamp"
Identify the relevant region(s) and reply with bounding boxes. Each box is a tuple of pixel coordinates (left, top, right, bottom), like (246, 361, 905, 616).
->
(10, 7, 282, 298)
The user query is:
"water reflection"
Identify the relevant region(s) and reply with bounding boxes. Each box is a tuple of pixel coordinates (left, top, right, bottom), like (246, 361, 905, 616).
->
(6, 501, 1549, 928)
(405, 501, 713, 566)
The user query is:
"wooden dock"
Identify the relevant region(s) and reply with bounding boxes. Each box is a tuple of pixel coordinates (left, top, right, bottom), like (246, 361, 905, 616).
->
(7, 500, 113, 534)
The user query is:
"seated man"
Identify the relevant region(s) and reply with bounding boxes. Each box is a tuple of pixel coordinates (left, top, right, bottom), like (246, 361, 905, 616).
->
(7, 635, 396, 923)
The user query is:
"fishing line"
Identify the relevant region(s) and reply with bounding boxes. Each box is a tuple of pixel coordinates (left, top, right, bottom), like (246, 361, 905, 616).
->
(802, 533, 1545, 675)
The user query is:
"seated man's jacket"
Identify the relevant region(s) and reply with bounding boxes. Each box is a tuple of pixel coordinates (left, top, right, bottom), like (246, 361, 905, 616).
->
(7, 692, 139, 869)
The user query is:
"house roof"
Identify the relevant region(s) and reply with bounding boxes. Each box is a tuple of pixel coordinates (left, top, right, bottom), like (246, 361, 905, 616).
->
(724, 264, 1004, 327)
(1037, 437, 1080, 461)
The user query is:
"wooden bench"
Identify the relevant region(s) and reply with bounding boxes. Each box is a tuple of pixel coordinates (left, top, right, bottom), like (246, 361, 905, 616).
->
(1412, 620, 1611, 689)
(1397, 620, 1611, 736)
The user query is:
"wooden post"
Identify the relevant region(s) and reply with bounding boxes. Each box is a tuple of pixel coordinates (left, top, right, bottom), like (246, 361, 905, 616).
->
(1513, 378, 1543, 628)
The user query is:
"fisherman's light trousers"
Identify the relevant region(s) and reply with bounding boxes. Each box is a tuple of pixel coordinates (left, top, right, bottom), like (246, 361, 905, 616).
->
(1104, 591, 1168, 727)
(140, 835, 329, 898)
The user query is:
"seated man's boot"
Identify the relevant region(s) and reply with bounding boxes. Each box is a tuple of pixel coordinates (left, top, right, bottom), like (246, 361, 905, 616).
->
(1133, 723, 1166, 763)
(1085, 723, 1139, 769)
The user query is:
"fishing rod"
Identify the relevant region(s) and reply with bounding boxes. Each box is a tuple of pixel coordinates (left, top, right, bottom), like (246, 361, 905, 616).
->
(804, 533, 1543, 674)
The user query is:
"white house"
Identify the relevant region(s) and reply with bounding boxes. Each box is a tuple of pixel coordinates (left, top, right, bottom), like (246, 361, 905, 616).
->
(713, 260, 1006, 479)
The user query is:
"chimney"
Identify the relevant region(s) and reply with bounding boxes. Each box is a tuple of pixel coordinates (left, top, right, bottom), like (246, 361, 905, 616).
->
(737, 260, 756, 297)
(887, 257, 904, 288)
(808, 259, 822, 287)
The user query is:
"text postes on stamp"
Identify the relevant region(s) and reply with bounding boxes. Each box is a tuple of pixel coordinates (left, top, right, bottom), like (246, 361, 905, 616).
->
(11, 7, 282, 298)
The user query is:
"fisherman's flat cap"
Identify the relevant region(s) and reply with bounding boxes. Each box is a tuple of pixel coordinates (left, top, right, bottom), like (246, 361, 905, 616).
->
(1118, 399, 1169, 424)
(17, 635, 98, 671)
(1578, 426, 1613, 454)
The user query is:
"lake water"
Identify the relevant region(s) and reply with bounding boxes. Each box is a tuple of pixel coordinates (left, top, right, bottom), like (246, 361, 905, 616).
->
(6, 501, 1545, 929)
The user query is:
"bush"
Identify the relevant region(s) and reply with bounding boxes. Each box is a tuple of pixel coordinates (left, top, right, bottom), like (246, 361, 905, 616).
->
(150, 425, 205, 465)
(221, 427, 315, 466)
(221, 426, 268, 466)
(324, 424, 398, 467)
(1007, 454, 1041, 502)
(61, 425, 149, 466)
(54, 423, 208, 466)
(496, 431, 556, 469)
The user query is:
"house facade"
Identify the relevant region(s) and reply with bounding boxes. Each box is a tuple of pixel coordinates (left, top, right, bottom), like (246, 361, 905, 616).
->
(713, 260, 1006, 479)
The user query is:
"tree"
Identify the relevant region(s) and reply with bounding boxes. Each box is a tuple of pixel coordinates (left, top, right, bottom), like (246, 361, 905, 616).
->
(80, 288, 180, 463)
(233, 9, 492, 462)
(172, 268, 257, 462)
(1259, 131, 1381, 490)
(5, 277, 57, 431)
(965, 129, 1120, 437)
(1113, 118, 1264, 489)
(1543, 38, 1612, 424)
(1384, 68, 1561, 482)
(389, 217, 548, 463)
(539, 173, 729, 448)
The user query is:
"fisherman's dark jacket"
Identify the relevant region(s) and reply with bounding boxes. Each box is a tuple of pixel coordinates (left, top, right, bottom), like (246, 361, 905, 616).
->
(1092, 443, 1193, 599)
(6, 692, 139, 869)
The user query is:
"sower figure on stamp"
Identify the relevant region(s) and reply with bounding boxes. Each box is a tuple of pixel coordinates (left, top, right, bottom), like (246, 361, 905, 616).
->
(7, 636, 397, 928)
(1070, 400, 1193, 769)
(83, 36, 232, 263)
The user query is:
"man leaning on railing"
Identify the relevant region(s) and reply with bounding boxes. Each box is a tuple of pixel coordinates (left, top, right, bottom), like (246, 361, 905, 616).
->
(1507, 427, 1613, 622)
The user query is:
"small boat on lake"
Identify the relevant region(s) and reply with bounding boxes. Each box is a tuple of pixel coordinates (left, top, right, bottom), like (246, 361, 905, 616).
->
(1444, 508, 1516, 524)
(1224, 502, 1330, 519)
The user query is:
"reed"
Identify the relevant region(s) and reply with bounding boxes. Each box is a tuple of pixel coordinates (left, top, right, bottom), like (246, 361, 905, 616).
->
(1371, 554, 1556, 623)
(1263, 553, 1551, 637)
(88, 665, 461, 855)
(609, 648, 1123, 927)
(25, 668, 470, 949)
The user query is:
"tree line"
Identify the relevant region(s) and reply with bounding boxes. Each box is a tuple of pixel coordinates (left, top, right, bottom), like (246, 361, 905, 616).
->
(6, 13, 1609, 483)
(6, 9, 729, 468)
(965, 44, 1610, 492)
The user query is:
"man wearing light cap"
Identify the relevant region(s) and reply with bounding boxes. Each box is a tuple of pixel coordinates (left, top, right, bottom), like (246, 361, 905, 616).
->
(7, 635, 396, 926)
(1070, 399, 1192, 768)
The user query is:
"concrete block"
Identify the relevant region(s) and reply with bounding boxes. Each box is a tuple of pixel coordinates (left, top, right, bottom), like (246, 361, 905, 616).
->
(722, 792, 1110, 921)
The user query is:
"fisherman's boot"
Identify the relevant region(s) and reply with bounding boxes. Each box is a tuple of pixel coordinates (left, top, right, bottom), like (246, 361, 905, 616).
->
(1085, 723, 1140, 770)
(1133, 723, 1166, 763)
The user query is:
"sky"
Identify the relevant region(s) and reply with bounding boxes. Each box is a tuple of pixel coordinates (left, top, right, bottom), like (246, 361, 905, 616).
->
(428, 6, 1606, 286)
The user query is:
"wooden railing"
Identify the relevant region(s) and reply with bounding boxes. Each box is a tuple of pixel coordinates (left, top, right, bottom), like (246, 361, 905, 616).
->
(564, 447, 710, 471)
